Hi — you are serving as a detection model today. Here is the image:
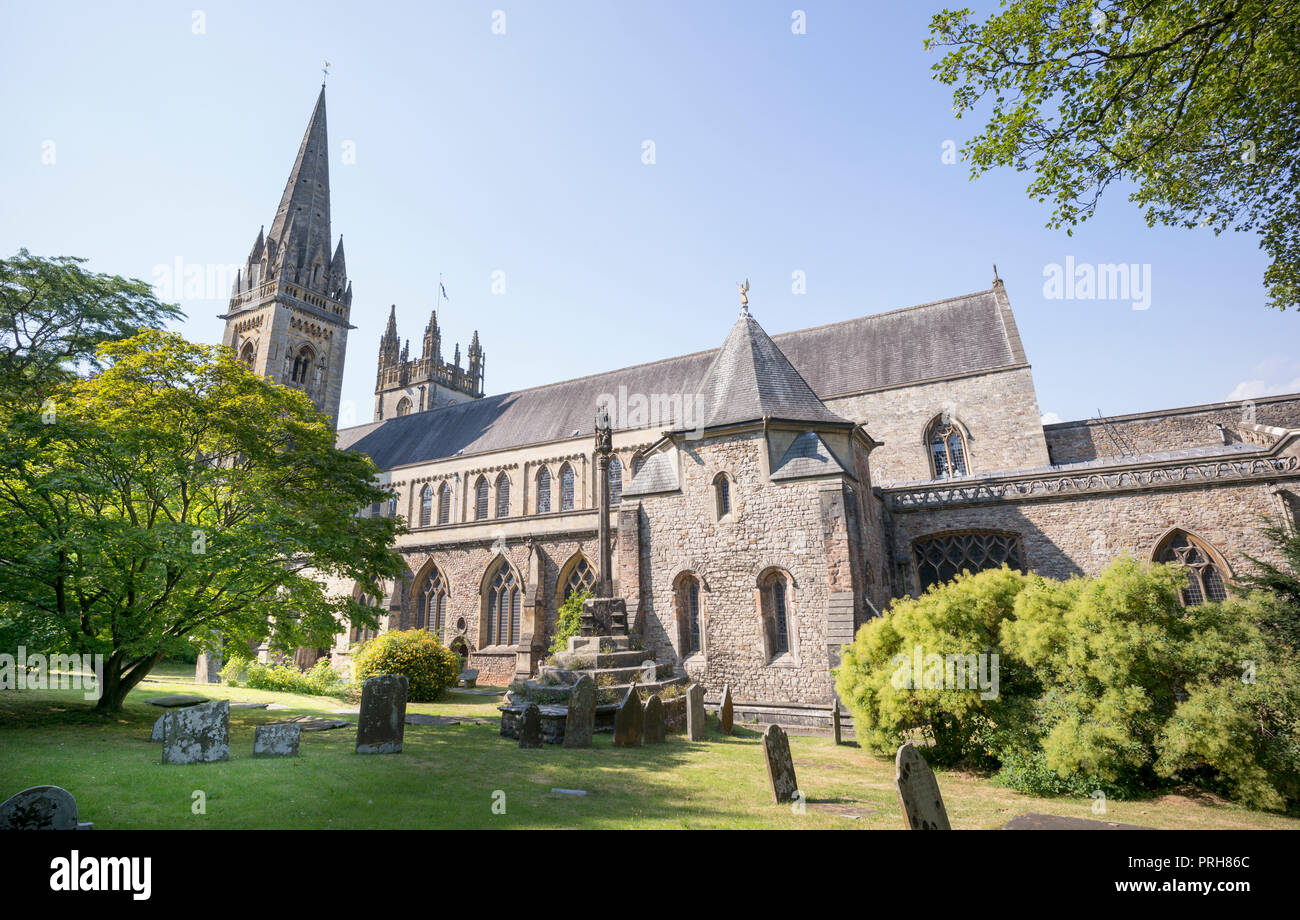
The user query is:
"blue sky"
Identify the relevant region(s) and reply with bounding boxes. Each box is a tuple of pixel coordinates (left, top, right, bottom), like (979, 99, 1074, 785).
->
(2, 0, 1296, 427)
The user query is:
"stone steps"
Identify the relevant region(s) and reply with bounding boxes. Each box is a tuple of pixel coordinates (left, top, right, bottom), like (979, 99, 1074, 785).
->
(538, 661, 674, 685)
(549, 648, 650, 669)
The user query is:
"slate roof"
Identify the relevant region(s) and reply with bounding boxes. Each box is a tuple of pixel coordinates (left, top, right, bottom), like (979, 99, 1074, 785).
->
(337, 288, 1021, 470)
(696, 314, 851, 429)
(621, 451, 680, 497)
(770, 431, 851, 481)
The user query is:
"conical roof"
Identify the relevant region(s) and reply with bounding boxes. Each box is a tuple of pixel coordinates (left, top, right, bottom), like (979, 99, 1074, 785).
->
(268, 86, 332, 280)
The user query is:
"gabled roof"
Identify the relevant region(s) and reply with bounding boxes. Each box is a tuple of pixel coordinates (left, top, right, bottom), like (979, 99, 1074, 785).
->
(695, 313, 851, 430)
(622, 451, 679, 497)
(338, 288, 1023, 470)
(770, 431, 851, 481)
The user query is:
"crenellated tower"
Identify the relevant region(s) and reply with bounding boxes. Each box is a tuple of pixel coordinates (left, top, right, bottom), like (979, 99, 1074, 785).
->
(373, 303, 484, 419)
(219, 85, 354, 427)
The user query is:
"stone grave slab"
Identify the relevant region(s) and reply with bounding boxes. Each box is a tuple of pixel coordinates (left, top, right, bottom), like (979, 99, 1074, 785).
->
(160, 700, 230, 764)
(148, 694, 208, 708)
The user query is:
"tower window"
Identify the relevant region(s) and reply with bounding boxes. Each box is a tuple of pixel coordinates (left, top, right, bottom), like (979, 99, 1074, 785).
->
(928, 417, 968, 478)
(395, 396, 412, 417)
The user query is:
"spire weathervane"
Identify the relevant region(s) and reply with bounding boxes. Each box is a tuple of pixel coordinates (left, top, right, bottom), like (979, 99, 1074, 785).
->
(737, 278, 750, 315)
(322, 60, 331, 86)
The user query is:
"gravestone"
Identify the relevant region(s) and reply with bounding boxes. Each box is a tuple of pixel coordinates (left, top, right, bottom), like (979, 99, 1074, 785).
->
(640, 659, 657, 682)
(254, 722, 301, 757)
(160, 700, 230, 764)
(0, 785, 79, 829)
(685, 683, 707, 741)
(762, 724, 799, 804)
(519, 703, 543, 749)
(831, 704, 842, 746)
(150, 714, 166, 742)
(642, 694, 665, 744)
(613, 685, 642, 747)
(563, 675, 596, 748)
(194, 649, 222, 684)
(718, 684, 733, 734)
(355, 674, 408, 754)
(894, 742, 951, 830)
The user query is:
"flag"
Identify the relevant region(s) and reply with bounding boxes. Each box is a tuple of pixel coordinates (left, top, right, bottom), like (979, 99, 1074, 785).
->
(440, 280, 448, 301)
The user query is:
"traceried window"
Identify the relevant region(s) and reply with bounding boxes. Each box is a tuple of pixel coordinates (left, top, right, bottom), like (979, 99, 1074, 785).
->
(419, 485, 433, 527)
(474, 475, 489, 520)
(928, 417, 968, 478)
(608, 456, 623, 505)
(395, 397, 412, 417)
(418, 566, 449, 633)
(536, 467, 551, 514)
(351, 593, 380, 644)
(437, 482, 452, 525)
(485, 564, 521, 646)
(684, 576, 702, 655)
(1155, 530, 1230, 606)
(560, 463, 575, 511)
(495, 472, 510, 518)
(563, 557, 596, 601)
(758, 569, 792, 659)
(913, 531, 1023, 592)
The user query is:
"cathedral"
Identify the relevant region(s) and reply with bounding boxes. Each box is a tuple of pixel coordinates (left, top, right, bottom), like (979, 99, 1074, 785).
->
(222, 89, 1300, 726)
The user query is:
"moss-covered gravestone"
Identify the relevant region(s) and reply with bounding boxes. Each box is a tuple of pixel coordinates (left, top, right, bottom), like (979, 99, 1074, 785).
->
(356, 674, 408, 754)
(762, 724, 798, 804)
(613, 685, 642, 747)
(563, 675, 596, 748)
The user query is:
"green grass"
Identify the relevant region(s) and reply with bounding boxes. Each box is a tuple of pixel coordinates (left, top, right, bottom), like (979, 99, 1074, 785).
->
(2, 664, 1297, 829)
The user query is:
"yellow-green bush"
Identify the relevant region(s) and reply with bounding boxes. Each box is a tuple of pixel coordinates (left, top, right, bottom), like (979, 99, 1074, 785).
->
(352, 629, 461, 702)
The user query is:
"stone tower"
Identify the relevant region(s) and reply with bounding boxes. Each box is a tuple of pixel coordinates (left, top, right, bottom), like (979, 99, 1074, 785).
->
(220, 85, 353, 427)
(373, 305, 484, 420)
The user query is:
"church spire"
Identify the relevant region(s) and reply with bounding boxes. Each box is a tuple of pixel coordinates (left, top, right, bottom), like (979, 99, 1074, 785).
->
(268, 85, 333, 294)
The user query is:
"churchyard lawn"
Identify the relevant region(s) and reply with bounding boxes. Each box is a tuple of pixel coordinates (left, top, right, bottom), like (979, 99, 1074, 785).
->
(2, 663, 1296, 830)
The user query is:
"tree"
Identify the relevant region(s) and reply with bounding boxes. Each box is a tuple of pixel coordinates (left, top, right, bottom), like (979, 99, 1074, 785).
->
(927, 1, 1300, 310)
(0, 330, 405, 712)
(1239, 518, 1300, 646)
(0, 249, 182, 395)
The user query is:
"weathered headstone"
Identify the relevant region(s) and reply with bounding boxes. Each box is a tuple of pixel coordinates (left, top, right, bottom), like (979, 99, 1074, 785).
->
(355, 674, 408, 754)
(519, 702, 543, 749)
(685, 683, 707, 741)
(762, 724, 799, 804)
(894, 742, 951, 830)
(194, 649, 222, 684)
(642, 693, 665, 744)
(563, 675, 596, 748)
(0, 785, 79, 830)
(254, 722, 301, 757)
(831, 703, 842, 746)
(718, 684, 733, 734)
(640, 659, 657, 682)
(613, 685, 642, 747)
(160, 699, 230, 764)
(150, 714, 166, 742)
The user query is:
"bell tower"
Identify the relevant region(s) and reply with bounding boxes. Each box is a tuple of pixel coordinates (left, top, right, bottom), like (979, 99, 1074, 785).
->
(219, 85, 354, 427)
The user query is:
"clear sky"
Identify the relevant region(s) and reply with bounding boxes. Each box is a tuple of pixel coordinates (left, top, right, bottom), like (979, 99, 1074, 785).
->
(2, 0, 1296, 428)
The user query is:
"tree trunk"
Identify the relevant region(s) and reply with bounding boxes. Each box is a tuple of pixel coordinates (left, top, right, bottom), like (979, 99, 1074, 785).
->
(93, 650, 164, 713)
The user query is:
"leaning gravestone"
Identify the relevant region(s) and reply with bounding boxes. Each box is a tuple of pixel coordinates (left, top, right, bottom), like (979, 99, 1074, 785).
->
(0, 785, 79, 829)
(762, 724, 799, 804)
(613, 685, 643, 747)
(519, 703, 543, 749)
(642, 694, 666, 744)
(685, 683, 707, 741)
(254, 722, 301, 757)
(894, 742, 951, 830)
(563, 675, 596, 749)
(161, 700, 230, 764)
(718, 684, 734, 734)
(355, 674, 408, 754)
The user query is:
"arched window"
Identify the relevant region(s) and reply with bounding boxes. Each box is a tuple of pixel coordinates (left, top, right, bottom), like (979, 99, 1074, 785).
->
(676, 572, 703, 656)
(386, 492, 398, 518)
(290, 344, 314, 384)
(562, 556, 596, 601)
(713, 472, 732, 519)
(419, 485, 433, 527)
(1155, 530, 1230, 606)
(437, 482, 452, 525)
(536, 467, 551, 514)
(608, 456, 623, 505)
(239, 341, 256, 367)
(758, 569, 793, 660)
(485, 564, 521, 646)
(560, 463, 575, 511)
(913, 531, 1023, 593)
(395, 396, 412, 417)
(351, 592, 380, 644)
(474, 475, 489, 520)
(418, 566, 450, 633)
(927, 416, 968, 478)
(495, 472, 511, 518)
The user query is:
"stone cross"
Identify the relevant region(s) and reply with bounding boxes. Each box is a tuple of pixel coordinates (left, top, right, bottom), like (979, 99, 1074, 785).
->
(762, 724, 799, 804)
(613, 685, 642, 747)
(685, 683, 706, 741)
(594, 404, 614, 597)
(894, 742, 951, 830)
(642, 693, 665, 744)
(563, 675, 596, 748)
(355, 674, 408, 754)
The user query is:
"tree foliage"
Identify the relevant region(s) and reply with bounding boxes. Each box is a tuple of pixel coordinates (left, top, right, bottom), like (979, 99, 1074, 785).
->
(0, 329, 405, 711)
(352, 629, 462, 702)
(927, 1, 1300, 310)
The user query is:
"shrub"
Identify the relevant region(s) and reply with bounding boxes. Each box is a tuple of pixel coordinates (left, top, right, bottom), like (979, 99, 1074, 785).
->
(238, 659, 350, 698)
(549, 590, 590, 657)
(352, 629, 461, 702)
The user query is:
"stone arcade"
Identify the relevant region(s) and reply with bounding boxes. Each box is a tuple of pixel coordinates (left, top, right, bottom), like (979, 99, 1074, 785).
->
(221, 89, 1300, 730)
